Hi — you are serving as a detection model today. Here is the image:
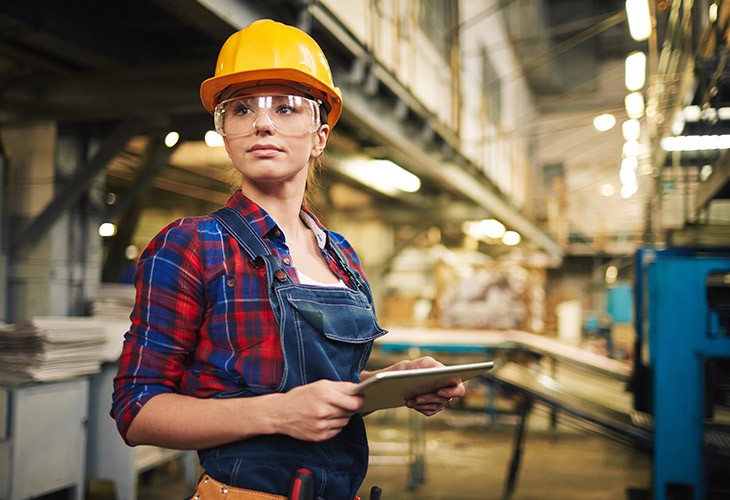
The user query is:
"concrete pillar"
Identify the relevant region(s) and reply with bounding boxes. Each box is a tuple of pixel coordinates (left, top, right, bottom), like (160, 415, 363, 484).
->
(3, 122, 103, 323)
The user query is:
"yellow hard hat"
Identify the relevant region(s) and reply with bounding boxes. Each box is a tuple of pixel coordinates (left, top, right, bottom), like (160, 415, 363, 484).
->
(200, 19, 343, 128)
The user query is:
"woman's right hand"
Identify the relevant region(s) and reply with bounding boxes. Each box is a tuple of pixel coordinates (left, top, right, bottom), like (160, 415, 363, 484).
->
(270, 380, 365, 441)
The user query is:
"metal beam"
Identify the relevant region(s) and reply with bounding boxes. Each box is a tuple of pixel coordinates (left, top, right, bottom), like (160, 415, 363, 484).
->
(340, 85, 564, 265)
(107, 136, 180, 220)
(10, 118, 139, 255)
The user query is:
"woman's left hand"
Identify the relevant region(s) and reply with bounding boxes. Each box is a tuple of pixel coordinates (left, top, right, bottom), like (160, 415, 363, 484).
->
(374, 356, 466, 416)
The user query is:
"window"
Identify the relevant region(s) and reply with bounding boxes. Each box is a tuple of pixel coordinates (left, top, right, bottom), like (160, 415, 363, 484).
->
(418, 0, 455, 62)
(481, 46, 502, 124)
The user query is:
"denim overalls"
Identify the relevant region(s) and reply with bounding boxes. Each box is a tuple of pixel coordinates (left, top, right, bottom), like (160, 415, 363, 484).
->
(199, 207, 387, 500)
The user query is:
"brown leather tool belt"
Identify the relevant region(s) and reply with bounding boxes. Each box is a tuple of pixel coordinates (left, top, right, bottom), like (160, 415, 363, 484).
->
(192, 474, 287, 500)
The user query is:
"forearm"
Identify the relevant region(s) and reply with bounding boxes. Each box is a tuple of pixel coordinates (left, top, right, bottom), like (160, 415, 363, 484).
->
(125, 392, 285, 449)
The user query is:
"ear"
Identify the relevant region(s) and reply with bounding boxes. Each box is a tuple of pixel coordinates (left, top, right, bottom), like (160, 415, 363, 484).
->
(311, 125, 330, 158)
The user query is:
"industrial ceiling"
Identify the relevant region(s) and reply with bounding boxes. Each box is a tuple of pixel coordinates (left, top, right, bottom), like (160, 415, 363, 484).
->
(0, 0, 725, 268)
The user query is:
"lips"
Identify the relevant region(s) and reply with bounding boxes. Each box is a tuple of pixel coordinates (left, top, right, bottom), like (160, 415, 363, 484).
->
(248, 143, 282, 153)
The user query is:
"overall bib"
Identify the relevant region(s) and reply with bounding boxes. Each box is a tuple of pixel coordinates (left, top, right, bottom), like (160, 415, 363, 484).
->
(199, 207, 387, 500)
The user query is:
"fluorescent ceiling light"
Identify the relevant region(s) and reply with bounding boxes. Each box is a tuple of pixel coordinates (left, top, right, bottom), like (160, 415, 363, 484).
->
(626, 0, 651, 41)
(462, 219, 506, 241)
(502, 230, 521, 246)
(710, 3, 718, 22)
(661, 134, 730, 151)
(164, 131, 180, 148)
(700, 164, 713, 181)
(205, 130, 224, 147)
(625, 92, 645, 119)
(620, 183, 638, 199)
(480, 219, 506, 239)
(683, 105, 701, 122)
(622, 119, 641, 141)
(622, 140, 640, 158)
(620, 159, 637, 185)
(625, 51, 646, 91)
(99, 222, 117, 237)
(593, 113, 616, 132)
(339, 158, 421, 196)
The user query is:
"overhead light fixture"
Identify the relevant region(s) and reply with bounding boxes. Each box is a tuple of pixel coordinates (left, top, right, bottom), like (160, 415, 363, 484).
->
(622, 140, 640, 158)
(605, 265, 619, 285)
(661, 134, 730, 151)
(625, 51, 647, 91)
(99, 222, 117, 237)
(626, 0, 651, 41)
(462, 219, 506, 242)
(164, 131, 180, 148)
(339, 158, 421, 196)
(502, 230, 521, 246)
(709, 2, 719, 23)
(593, 113, 616, 132)
(480, 219, 506, 239)
(683, 105, 701, 122)
(625, 92, 645, 119)
(622, 119, 641, 141)
(124, 245, 139, 260)
(671, 112, 686, 135)
(620, 182, 638, 199)
(205, 130, 224, 147)
(620, 158, 638, 185)
(601, 184, 615, 197)
(700, 164, 713, 181)
(718, 107, 730, 120)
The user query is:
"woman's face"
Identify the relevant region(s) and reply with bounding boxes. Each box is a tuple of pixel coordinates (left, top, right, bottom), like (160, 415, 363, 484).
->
(221, 83, 330, 193)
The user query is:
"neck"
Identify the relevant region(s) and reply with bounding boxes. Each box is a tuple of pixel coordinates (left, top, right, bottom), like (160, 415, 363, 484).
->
(241, 186, 306, 237)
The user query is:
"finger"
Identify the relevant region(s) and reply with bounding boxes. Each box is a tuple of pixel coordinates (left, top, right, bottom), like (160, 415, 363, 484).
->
(437, 383, 466, 399)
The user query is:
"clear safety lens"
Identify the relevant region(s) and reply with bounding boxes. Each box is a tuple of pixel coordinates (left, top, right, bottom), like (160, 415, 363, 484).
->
(214, 94, 321, 137)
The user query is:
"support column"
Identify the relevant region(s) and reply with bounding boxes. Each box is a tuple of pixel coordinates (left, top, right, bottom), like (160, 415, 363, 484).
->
(3, 121, 106, 323)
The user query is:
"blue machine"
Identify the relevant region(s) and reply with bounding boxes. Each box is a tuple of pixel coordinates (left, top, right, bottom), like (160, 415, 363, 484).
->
(634, 247, 730, 500)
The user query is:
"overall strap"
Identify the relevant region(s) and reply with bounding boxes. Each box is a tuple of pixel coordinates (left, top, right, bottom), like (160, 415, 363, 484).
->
(328, 242, 375, 301)
(211, 206, 271, 260)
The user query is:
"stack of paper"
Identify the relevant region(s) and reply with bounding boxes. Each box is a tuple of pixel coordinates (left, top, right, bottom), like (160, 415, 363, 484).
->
(91, 283, 136, 362)
(0, 316, 107, 384)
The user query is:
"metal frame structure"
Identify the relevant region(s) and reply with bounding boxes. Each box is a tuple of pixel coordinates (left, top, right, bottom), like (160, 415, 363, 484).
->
(638, 247, 730, 499)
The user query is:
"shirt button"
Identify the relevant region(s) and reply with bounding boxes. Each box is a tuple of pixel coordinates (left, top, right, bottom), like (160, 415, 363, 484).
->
(274, 230, 282, 237)
(226, 278, 235, 287)
(282, 257, 291, 265)
(274, 269, 288, 282)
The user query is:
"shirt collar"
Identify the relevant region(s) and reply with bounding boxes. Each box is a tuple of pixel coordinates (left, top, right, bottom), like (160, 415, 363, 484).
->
(224, 190, 329, 249)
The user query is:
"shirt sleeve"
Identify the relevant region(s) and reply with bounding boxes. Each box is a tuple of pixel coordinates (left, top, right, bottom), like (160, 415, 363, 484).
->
(111, 219, 205, 443)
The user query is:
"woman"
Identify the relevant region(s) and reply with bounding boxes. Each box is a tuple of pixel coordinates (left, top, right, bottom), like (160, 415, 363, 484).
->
(111, 18, 464, 500)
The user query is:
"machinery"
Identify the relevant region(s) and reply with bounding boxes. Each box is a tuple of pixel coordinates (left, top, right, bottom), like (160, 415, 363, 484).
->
(632, 247, 730, 500)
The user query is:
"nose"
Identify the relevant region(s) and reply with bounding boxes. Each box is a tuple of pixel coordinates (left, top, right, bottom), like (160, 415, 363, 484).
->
(252, 111, 275, 134)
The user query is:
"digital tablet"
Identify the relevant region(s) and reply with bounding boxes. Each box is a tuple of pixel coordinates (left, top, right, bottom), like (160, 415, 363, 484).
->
(355, 361, 495, 413)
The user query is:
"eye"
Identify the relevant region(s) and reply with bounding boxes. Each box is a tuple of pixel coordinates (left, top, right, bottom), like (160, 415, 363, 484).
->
(275, 104, 297, 116)
(230, 100, 253, 116)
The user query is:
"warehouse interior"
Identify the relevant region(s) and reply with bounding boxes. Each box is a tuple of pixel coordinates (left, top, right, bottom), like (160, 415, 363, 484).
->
(0, 0, 729, 499)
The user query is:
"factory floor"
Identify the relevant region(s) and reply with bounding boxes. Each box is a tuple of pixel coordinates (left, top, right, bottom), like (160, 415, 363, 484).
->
(125, 404, 652, 500)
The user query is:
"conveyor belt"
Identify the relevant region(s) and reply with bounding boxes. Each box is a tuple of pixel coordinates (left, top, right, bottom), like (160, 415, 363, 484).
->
(486, 362, 730, 500)
(486, 362, 652, 449)
(377, 327, 631, 381)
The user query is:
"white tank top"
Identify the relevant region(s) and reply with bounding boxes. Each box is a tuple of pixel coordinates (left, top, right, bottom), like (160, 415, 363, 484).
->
(297, 269, 348, 288)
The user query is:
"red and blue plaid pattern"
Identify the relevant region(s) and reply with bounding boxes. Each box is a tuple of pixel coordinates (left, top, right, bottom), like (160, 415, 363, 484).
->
(111, 190, 364, 442)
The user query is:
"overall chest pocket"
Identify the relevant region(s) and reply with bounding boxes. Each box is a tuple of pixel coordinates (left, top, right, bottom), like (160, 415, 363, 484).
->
(281, 288, 387, 384)
(286, 293, 386, 343)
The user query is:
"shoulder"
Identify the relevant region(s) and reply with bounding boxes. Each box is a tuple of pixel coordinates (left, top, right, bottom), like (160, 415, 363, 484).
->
(140, 215, 222, 263)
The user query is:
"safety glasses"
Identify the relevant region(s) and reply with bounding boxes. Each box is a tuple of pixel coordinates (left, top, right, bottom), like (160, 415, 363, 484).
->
(214, 94, 321, 137)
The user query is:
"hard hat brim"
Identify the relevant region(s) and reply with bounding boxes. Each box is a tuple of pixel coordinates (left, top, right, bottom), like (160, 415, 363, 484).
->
(200, 68, 343, 127)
